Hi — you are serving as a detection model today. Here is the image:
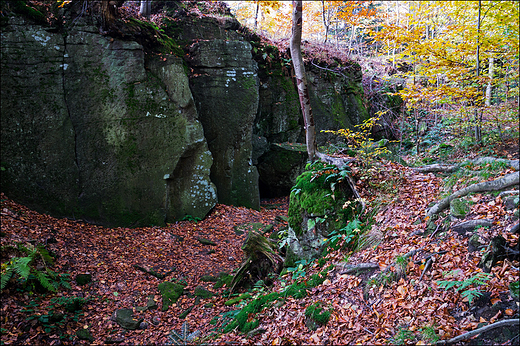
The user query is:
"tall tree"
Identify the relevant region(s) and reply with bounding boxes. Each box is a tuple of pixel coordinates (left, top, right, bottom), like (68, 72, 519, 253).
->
(139, 0, 151, 19)
(290, 0, 317, 162)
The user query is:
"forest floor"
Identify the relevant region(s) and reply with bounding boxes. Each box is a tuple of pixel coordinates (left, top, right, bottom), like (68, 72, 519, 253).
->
(1, 139, 518, 345)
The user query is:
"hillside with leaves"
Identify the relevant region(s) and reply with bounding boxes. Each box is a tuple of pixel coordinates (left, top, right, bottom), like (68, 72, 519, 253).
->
(1, 137, 518, 344)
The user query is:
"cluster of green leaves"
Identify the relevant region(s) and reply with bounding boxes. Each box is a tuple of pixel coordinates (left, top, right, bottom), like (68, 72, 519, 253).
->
(437, 271, 492, 305)
(285, 259, 310, 281)
(324, 218, 361, 252)
(22, 296, 90, 337)
(1, 242, 70, 292)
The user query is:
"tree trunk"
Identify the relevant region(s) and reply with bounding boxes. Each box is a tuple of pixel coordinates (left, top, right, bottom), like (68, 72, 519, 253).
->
(474, 0, 482, 143)
(100, 0, 124, 30)
(139, 0, 151, 19)
(254, 0, 260, 31)
(321, 0, 329, 44)
(485, 57, 494, 106)
(290, 0, 317, 162)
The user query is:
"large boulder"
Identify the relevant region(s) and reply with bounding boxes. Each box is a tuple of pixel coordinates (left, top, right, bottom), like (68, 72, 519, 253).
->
(0, 17, 217, 226)
(188, 39, 260, 209)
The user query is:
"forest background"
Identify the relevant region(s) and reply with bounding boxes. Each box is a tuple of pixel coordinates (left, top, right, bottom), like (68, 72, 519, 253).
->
(229, 0, 519, 152)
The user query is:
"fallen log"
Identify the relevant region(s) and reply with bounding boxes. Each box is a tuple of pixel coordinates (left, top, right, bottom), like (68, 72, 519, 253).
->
(426, 172, 519, 218)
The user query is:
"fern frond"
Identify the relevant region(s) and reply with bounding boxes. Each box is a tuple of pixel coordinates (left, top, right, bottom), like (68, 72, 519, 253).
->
(36, 245, 54, 265)
(167, 322, 200, 345)
(35, 270, 56, 292)
(460, 289, 482, 305)
(13, 257, 32, 279)
(1, 270, 14, 290)
(181, 322, 188, 340)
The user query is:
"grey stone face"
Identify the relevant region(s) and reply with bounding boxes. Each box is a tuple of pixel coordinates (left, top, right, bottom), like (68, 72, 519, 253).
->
(1, 17, 216, 226)
(189, 40, 260, 209)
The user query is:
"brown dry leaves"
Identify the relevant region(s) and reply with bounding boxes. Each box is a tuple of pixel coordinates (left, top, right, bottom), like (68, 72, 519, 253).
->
(1, 160, 518, 345)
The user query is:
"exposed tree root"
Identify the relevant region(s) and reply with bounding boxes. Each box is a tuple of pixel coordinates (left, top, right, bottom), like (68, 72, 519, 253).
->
(436, 318, 519, 345)
(414, 157, 519, 173)
(426, 172, 519, 218)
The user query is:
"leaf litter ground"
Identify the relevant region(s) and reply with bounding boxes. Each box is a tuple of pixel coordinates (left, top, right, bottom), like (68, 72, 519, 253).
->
(1, 158, 518, 345)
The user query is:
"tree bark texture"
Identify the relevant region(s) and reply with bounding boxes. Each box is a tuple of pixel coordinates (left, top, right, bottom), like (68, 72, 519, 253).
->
(139, 0, 151, 18)
(290, 0, 317, 162)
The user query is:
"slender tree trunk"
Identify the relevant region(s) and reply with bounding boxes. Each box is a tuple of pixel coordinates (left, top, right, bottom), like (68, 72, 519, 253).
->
(321, 0, 329, 44)
(474, 0, 482, 143)
(290, 0, 317, 162)
(485, 57, 494, 106)
(139, 0, 151, 19)
(254, 1, 260, 31)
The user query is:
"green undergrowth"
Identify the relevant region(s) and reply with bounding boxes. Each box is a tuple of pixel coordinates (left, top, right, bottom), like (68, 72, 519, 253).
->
(1, 242, 70, 293)
(211, 264, 334, 335)
(288, 161, 357, 236)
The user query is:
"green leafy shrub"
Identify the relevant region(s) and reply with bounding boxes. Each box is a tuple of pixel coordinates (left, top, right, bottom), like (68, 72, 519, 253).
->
(324, 218, 361, 252)
(1, 243, 70, 292)
(437, 271, 492, 305)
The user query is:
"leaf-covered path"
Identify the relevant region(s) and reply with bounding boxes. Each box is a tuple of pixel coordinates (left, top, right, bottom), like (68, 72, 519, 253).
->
(1, 159, 518, 345)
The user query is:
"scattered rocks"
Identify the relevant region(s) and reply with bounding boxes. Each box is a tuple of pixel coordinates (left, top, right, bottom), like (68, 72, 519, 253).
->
(114, 308, 143, 330)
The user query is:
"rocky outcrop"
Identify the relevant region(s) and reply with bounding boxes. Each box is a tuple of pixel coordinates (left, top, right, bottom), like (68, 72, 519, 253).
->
(1, 17, 216, 226)
(188, 39, 260, 210)
(1, 5, 370, 226)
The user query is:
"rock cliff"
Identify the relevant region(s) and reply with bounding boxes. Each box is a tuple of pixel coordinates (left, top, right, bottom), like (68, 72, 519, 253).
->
(0, 4, 368, 226)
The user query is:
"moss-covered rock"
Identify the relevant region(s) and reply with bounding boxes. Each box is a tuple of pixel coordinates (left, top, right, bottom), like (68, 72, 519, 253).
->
(194, 286, 213, 299)
(0, 18, 216, 227)
(450, 198, 470, 219)
(158, 281, 185, 311)
(287, 162, 356, 261)
(76, 328, 94, 342)
(188, 39, 260, 210)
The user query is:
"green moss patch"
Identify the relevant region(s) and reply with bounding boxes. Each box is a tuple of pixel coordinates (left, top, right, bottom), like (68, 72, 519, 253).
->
(288, 162, 354, 235)
(305, 302, 331, 330)
(158, 281, 186, 311)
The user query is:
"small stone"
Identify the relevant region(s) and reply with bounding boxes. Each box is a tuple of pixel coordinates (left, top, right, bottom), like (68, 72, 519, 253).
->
(76, 328, 94, 342)
(75, 274, 92, 286)
(139, 321, 149, 330)
(146, 296, 158, 310)
(115, 308, 143, 330)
